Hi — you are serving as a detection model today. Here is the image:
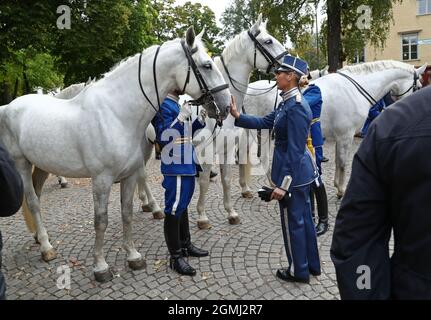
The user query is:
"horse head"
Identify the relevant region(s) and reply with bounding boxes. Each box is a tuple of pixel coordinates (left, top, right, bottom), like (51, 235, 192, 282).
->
(176, 27, 231, 124)
(246, 13, 288, 74)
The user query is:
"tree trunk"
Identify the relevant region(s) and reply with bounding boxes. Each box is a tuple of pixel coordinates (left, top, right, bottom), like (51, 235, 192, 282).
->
(12, 78, 19, 100)
(1, 81, 12, 105)
(327, 0, 342, 72)
(23, 66, 31, 94)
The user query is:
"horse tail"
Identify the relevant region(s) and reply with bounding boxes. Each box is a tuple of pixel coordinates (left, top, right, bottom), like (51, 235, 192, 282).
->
(21, 167, 49, 235)
(22, 196, 37, 234)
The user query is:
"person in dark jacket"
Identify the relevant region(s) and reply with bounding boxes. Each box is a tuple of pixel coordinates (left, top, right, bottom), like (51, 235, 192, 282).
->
(331, 86, 431, 300)
(0, 142, 24, 300)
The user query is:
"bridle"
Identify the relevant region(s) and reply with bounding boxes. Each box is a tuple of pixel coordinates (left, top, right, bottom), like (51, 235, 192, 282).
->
(137, 39, 229, 123)
(391, 72, 421, 98)
(179, 39, 229, 112)
(337, 71, 421, 107)
(247, 30, 288, 74)
(217, 29, 287, 97)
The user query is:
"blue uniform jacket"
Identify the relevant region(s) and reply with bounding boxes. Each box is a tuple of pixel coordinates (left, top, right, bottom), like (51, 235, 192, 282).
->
(152, 97, 205, 176)
(236, 90, 319, 189)
(303, 84, 324, 148)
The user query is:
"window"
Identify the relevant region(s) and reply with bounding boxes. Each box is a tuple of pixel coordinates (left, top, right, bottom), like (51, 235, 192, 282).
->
(402, 33, 419, 61)
(418, 0, 431, 15)
(354, 48, 365, 64)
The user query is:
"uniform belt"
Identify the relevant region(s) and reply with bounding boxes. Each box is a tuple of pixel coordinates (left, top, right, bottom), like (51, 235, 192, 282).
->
(311, 118, 320, 125)
(173, 137, 193, 145)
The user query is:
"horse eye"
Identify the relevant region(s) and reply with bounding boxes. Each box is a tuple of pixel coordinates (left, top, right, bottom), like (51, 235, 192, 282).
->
(203, 63, 212, 70)
(265, 39, 273, 45)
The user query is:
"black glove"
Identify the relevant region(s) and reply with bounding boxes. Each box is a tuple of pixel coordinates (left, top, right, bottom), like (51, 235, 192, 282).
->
(258, 186, 291, 206)
(258, 186, 273, 202)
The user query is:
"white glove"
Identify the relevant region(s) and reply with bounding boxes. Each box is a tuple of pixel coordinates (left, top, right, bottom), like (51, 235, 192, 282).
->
(197, 108, 207, 125)
(177, 101, 193, 123)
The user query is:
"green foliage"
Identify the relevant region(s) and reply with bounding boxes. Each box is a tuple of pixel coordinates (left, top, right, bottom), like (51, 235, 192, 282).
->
(339, 0, 403, 62)
(152, 0, 222, 55)
(221, 0, 313, 45)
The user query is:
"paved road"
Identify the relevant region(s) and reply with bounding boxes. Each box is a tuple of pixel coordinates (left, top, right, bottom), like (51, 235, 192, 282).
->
(1, 139, 361, 300)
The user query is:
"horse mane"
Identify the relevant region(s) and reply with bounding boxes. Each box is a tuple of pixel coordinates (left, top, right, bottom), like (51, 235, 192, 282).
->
(56, 83, 86, 99)
(342, 60, 415, 75)
(222, 32, 248, 64)
(222, 26, 267, 64)
(98, 38, 208, 83)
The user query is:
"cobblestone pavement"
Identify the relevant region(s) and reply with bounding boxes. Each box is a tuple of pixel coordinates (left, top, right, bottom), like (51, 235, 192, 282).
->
(1, 139, 361, 300)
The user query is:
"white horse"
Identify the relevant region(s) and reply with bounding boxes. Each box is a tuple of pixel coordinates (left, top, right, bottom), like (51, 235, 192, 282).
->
(0, 28, 231, 282)
(45, 78, 94, 188)
(137, 15, 287, 229)
(242, 60, 428, 198)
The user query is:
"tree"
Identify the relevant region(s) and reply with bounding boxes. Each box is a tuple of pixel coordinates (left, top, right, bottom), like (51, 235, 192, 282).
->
(327, 0, 342, 71)
(54, 0, 159, 86)
(172, 2, 222, 55)
(221, 0, 313, 45)
(152, 0, 222, 55)
(326, 0, 403, 71)
(0, 1, 61, 102)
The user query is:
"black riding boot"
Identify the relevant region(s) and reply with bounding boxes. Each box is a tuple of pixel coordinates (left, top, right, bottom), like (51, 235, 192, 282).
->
(314, 183, 329, 237)
(164, 214, 196, 276)
(180, 210, 209, 258)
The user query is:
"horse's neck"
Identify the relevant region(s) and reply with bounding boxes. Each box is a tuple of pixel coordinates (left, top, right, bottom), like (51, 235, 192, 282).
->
(351, 69, 412, 103)
(216, 48, 253, 128)
(82, 48, 176, 129)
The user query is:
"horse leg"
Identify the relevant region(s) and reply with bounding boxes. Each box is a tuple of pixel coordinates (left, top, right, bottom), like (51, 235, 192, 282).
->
(121, 171, 146, 271)
(137, 144, 163, 219)
(57, 176, 68, 188)
(196, 164, 212, 230)
(92, 175, 113, 282)
(239, 129, 253, 198)
(17, 161, 56, 261)
(334, 141, 341, 196)
(220, 164, 240, 225)
(335, 136, 353, 199)
(31, 167, 50, 243)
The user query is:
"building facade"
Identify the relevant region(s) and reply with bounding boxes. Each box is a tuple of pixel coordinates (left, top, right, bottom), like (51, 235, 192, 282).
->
(364, 0, 431, 85)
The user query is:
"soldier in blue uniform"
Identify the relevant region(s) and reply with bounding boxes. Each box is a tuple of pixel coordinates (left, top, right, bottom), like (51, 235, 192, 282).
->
(356, 92, 395, 138)
(302, 80, 329, 236)
(152, 92, 209, 276)
(230, 55, 321, 283)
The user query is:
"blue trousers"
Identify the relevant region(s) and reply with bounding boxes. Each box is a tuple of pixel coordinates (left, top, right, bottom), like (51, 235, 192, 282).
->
(162, 175, 195, 217)
(279, 185, 321, 279)
(315, 146, 323, 175)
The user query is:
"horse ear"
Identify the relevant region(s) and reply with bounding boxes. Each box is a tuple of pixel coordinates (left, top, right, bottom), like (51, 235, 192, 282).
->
(416, 63, 428, 76)
(196, 27, 206, 40)
(86, 77, 92, 86)
(186, 26, 196, 48)
(250, 13, 263, 33)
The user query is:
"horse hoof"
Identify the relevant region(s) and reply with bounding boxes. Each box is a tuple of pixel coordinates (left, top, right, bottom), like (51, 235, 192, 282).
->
(197, 220, 211, 230)
(141, 204, 152, 213)
(152, 211, 165, 220)
(128, 259, 146, 271)
(41, 249, 57, 262)
(228, 216, 241, 225)
(60, 182, 68, 189)
(94, 269, 113, 283)
(241, 191, 254, 199)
